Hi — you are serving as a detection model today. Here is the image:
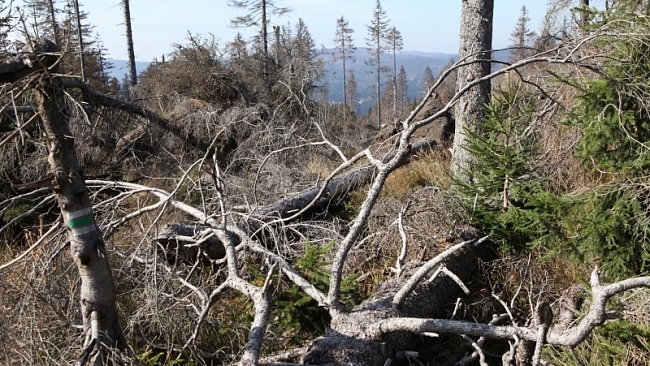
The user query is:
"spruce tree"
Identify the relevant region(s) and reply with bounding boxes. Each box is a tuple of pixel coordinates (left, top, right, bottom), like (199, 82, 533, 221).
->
(386, 26, 403, 119)
(228, 0, 291, 84)
(332, 16, 355, 112)
(365, 0, 390, 129)
(509, 5, 536, 61)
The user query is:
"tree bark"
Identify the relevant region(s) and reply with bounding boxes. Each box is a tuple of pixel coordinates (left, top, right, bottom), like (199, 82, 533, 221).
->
(122, 0, 137, 86)
(451, 0, 494, 180)
(0, 39, 128, 364)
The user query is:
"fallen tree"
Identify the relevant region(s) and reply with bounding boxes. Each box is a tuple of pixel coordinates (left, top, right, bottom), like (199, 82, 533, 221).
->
(3, 17, 650, 366)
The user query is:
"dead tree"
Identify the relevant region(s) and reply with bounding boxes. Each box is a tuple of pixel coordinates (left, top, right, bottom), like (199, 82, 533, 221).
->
(0, 40, 131, 364)
(4, 19, 650, 366)
(121, 0, 137, 86)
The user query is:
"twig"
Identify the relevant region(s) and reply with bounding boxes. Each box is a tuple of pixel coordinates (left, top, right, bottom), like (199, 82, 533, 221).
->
(461, 335, 488, 366)
(0, 221, 62, 271)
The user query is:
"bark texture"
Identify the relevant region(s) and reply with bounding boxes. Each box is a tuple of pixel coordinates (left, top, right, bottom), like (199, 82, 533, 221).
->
(40, 70, 127, 364)
(451, 0, 494, 180)
(0, 40, 128, 363)
(122, 0, 137, 86)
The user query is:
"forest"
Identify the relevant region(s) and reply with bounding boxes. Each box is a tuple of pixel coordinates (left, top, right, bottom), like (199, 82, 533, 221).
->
(1, 0, 650, 365)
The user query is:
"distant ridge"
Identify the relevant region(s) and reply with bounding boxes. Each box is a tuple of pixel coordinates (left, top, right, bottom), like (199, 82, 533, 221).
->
(106, 49, 460, 114)
(106, 59, 152, 81)
(322, 47, 458, 114)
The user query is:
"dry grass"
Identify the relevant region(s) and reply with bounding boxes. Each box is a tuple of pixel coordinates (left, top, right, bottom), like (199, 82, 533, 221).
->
(383, 148, 451, 199)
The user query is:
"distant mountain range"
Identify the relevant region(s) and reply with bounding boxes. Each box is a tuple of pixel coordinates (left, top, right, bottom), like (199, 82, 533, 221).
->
(107, 48, 459, 114)
(322, 47, 457, 114)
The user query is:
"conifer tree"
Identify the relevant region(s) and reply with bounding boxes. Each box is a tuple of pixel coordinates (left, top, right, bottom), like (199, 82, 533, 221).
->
(0, 0, 10, 51)
(423, 65, 435, 90)
(346, 70, 358, 114)
(451, 0, 494, 180)
(397, 65, 408, 116)
(228, 0, 291, 84)
(365, 0, 390, 129)
(122, 0, 137, 86)
(71, 0, 85, 80)
(386, 26, 403, 119)
(460, 3, 650, 279)
(509, 5, 536, 61)
(23, 0, 60, 44)
(333, 16, 355, 111)
(288, 18, 322, 101)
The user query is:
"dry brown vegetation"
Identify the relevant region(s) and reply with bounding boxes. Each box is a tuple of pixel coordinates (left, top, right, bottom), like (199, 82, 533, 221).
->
(2, 1, 650, 365)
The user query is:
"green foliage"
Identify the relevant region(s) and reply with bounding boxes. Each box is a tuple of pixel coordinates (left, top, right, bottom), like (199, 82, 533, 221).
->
(568, 187, 650, 276)
(137, 349, 196, 366)
(458, 76, 650, 278)
(458, 3, 650, 279)
(2, 200, 33, 222)
(266, 240, 361, 346)
(456, 82, 563, 252)
(563, 4, 650, 277)
(545, 319, 650, 366)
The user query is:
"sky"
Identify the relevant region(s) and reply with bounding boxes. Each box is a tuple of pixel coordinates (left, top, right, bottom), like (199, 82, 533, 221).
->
(14, 0, 605, 62)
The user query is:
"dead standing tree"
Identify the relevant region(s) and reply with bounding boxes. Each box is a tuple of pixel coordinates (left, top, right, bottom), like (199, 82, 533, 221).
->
(3, 18, 650, 366)
(0, 40, 130, 364)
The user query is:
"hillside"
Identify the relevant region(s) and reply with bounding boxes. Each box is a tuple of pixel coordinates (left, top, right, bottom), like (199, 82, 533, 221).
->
(108, 49, 457, 113)
(323, 47, 457, 113)
(3, 3, 650, 366)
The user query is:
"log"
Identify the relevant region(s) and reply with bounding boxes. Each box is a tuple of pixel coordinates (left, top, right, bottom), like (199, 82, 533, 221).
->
(0, 39, 59, 83)
(154, 139, 438, 262)
(299, 237, 487, 366)
(155, 223, 227, 266)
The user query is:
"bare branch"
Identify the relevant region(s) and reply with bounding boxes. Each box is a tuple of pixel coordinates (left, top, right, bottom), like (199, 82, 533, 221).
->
(393, 237, 488, 307)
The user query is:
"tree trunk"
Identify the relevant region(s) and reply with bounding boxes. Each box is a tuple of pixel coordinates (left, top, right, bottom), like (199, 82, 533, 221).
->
(580, 0, 590, 28)
(72, 0, 86, 81)
(261, 0, 268, 84)
(451, 0, 494, 180)
(122, 0, 137, 86)
(47, 0, 60, 46)
(376, 48, 382, 130)
(3, 40, 129, 364)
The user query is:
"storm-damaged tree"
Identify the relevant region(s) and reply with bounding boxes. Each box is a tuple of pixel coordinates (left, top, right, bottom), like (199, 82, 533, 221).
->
(510, 5, 536, 61)
(332, 15, 355, 112)
(365, 0, 390, 129)
(23, 0, 61, 45)
(227, 0, 291, 84)
(397, 65, 408, 116)
(346, 69, 358, 113)
(3, 3, 650, 366)
(71, 0, 86, 81)
(386, 26, 403, 119)
(0, 40, 131, 365)
(121, 0, 137, 86)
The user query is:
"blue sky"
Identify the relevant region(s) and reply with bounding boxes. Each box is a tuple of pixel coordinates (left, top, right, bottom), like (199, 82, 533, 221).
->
(17, 1, 604, 61)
